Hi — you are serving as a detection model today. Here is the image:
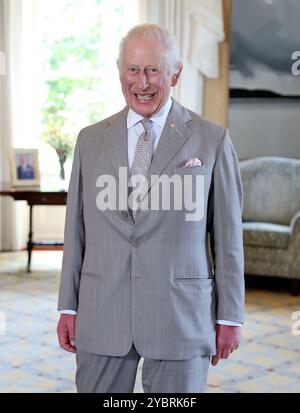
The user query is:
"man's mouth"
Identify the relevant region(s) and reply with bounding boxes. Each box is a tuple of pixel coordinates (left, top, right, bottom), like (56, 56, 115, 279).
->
(135, 93, 156, 102)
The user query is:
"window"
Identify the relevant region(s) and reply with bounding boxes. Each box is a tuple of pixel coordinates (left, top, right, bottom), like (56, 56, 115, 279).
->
(37, 0, 139, 183)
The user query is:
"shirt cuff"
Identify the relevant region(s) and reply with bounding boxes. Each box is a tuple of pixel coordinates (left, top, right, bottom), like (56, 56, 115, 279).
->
(216, 320, 243, 327)
(60, 310, 77, 315)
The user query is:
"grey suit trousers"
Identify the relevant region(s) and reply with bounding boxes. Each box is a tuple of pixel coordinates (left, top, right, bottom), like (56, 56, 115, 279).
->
(76, 345, 210, 393)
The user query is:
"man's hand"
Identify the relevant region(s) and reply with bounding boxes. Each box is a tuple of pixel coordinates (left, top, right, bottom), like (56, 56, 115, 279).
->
(211, 324, 241, 366)
(57, 314, 76, 353)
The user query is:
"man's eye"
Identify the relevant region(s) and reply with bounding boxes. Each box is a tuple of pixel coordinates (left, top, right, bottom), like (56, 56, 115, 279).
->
(128, 67, 139, 73)
(147, 67, 159, 74)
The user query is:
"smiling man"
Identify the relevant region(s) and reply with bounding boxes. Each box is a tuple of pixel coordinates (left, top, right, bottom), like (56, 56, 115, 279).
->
(57, 24, 245, 393)
(118, 32, 182, 116)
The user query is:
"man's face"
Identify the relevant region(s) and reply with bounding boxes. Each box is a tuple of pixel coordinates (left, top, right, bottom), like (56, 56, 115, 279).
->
(119, 38, 182, 117)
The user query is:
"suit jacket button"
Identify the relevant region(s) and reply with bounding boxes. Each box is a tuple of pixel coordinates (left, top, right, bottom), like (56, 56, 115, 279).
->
(131, 239, 140, 247)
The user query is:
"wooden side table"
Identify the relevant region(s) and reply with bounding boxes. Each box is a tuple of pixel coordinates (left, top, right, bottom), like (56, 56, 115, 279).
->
(0, 183, 67, 272)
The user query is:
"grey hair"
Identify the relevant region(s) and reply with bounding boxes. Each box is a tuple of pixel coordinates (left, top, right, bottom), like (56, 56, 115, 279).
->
(117, 23, 182, 73)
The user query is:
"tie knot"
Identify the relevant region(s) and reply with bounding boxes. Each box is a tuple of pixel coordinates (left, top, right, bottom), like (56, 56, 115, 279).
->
(141, 118, 151, 132)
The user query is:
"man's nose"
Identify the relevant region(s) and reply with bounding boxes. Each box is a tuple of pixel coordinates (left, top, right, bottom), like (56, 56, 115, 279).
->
(138, 70, 150, 90)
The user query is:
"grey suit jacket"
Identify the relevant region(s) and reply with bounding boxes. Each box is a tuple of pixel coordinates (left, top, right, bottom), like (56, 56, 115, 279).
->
(58, 99, 245, 360)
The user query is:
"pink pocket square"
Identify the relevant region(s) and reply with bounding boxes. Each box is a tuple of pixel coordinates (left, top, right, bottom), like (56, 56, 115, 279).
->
(184, 157, 202, 167)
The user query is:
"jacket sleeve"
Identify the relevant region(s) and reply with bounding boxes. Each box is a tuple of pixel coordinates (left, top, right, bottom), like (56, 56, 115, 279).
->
(58, 132, 85, 311)
(209, 129, 245, 324)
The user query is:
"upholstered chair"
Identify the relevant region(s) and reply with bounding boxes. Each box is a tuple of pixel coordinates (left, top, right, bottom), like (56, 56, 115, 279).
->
(240, 157, 300, 294)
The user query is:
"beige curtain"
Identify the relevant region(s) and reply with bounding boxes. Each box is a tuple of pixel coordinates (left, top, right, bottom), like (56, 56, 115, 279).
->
(0, 4, 3, 251)
(0, 0, 16, 251)
(139, 0, 224, 115)
(0, 0, 40, 251)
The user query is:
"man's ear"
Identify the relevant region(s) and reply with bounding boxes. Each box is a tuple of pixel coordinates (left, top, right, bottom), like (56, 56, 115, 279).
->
(171, 64, 183, 87)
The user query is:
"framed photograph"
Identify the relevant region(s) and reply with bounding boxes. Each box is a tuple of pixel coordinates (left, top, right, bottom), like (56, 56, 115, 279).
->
(9, 148, 40, 187)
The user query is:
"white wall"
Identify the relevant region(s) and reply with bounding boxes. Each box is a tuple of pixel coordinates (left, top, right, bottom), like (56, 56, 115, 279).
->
(33, 206, 65, 242)
(229, 99, 300, 160)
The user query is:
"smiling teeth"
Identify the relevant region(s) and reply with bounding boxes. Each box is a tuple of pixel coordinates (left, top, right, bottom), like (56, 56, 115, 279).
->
(137, 95, 153, 100)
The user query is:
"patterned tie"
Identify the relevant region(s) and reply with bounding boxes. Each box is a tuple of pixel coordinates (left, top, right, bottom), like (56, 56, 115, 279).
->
(128, 118, 153, 220)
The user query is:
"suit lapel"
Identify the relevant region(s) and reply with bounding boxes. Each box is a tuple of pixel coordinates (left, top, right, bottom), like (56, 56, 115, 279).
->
(101, 100, 193, 212)
(146, 99, 193, 193)
(102, 107, 129, 199)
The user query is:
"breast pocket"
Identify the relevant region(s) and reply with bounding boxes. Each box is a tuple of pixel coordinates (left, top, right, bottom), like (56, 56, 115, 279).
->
(175, 165, 207, 176)
(172, 165, 207, 222)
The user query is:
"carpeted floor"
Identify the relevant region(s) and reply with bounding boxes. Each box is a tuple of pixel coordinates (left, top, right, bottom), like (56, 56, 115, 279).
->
(0, 251, 299, 393)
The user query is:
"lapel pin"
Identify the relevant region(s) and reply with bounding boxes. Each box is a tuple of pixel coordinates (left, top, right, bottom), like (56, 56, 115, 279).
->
(169, 123, 184, 137)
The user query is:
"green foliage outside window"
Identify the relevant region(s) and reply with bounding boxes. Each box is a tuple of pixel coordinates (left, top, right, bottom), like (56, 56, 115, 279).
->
(40, 0, 126, 179)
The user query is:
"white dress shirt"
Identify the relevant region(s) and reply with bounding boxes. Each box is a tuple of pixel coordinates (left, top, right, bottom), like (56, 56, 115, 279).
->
(61, 97, 242, 327)
(127, 96, 173, 171)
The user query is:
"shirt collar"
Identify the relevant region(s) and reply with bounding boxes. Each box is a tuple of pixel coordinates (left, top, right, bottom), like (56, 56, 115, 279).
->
(127, 96, 173, 130)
